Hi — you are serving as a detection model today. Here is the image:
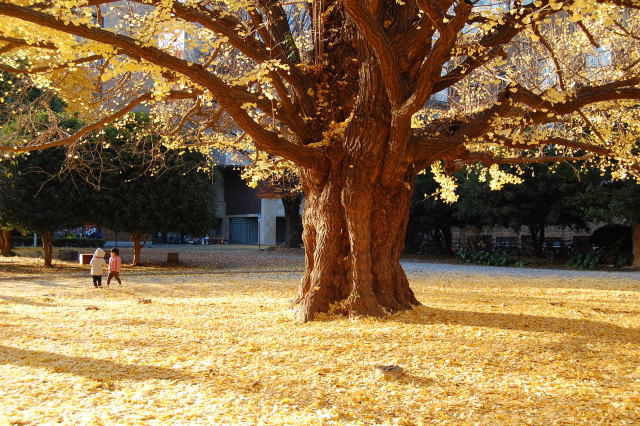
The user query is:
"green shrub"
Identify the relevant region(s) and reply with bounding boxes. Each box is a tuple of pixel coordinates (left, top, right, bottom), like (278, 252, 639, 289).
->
(11, 236, 104, 248)
(53, 238, 105, 248)
(567, 248, 632, 269)
(11, 236, 41, 246)
(458, 249, 516, 267)
(513, 258, 531, 268)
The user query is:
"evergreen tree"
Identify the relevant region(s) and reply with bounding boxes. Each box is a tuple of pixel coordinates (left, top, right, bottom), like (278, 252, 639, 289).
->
(578, 176, 640, 267)
(0, 148, 89, 266)
(93, 120, 215, 265)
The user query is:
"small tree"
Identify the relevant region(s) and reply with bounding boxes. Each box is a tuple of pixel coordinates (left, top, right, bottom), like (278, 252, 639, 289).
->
(0, 229, 11, 256)
(0, 148, 88, 266)
(0, 69, 66, 258)
(93, 122, 215, 265)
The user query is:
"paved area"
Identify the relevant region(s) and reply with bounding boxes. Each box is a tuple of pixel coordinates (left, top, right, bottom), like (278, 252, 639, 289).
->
(401, 259, 640, 281)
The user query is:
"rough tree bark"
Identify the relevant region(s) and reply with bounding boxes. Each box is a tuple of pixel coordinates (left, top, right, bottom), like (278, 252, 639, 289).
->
(633, 222, 640, 268)
(292, 59, 420, 321)
(131, 233, 141, 266)
(41, 231, 53, 268)
(282, 194, 303, 248)
(293, 157, 419, 321)
(1, 229, 11, 257)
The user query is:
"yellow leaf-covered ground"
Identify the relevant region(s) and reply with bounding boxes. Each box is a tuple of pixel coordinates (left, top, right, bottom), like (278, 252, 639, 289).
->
(0, 257, 639, 424)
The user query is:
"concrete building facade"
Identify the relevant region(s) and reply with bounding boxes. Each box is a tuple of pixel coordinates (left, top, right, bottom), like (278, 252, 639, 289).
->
(213, 167, 288, 246)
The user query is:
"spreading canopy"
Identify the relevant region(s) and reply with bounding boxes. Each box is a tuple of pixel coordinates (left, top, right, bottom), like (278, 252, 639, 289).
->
(0, 0, 638, 180)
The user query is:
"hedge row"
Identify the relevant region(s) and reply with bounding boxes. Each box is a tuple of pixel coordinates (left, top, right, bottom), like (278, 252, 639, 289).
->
(12, 237, 105, 248)
(53, 238, 105, 248)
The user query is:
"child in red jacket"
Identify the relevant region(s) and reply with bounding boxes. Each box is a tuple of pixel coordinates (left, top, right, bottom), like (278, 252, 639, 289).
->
(107, 248, 122, 286)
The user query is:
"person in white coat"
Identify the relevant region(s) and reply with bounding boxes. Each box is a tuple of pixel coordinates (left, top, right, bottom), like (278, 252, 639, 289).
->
(89, 248, 108, 288)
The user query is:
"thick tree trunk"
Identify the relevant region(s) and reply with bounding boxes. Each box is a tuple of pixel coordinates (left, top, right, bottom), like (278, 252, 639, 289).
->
(293, 167, 419, 322)
(282, 194, 303, 248)
(632, 222, 640, 268)
(131, 233, 141, 265)
(289, 37, 422, 321)
(41, 231, 53, 268)
(1, 229, 11, 257)
(292, 117, 419, 321)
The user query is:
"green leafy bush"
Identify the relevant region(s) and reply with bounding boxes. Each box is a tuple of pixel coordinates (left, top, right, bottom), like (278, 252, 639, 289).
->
(566, 248, 631, 269)
(458, 249, 516, 267)
(12, 236, 104, 248)
(53, 238, 105, 248)
(567, 250, 603, 269)
(11, 236, 41, 246)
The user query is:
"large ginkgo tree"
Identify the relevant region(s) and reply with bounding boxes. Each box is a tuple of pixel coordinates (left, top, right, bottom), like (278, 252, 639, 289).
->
(0, 0, 639, 321)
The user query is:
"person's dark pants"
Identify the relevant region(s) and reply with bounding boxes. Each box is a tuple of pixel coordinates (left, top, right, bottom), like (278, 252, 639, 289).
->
(107, 271, 121, 286)
(92, 275, 102, 287)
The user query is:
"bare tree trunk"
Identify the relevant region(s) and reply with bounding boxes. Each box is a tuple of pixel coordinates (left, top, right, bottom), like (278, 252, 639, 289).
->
(529, 224, 545, 259)
(290, 34, 422, 322)
(282, 194, 303, 248)
(1, 229, 11, 257)
(131, 233, 141, 265)
(292, 103, 419, 321)
(633, 222, 640, 268)
(443, 227, 453, 256)
(293, 168, 419, 322)
(41, 231, 53, 267)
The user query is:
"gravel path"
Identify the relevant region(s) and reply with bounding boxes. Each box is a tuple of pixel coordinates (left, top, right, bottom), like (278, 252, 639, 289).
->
(401, 259, 640, 281)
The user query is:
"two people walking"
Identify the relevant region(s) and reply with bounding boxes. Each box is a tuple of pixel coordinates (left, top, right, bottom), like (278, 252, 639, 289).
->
(89, 247, 122, 287)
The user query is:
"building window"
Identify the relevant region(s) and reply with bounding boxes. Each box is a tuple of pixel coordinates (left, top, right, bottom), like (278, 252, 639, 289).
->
(496, 237, 518, 248)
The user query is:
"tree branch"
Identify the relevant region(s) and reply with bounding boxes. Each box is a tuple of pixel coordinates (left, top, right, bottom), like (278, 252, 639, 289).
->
(433, 1, 557, 93)
(399, 0, 472, 116)
(0, 55, 103, 74)
(412, 91, 514, 160)
(343, 0, 404, 105)
(510, 79, 640, 120)
(163, 0, 309, 104)
(0, 35, 57, 50)
(256, 0, 302, 64)
(0, 2, 323, 169)
(492, 136, 614, 157)
(457, 152, 592, 166)
(412, 76, 640, 163)
(0, 90, 196, 153)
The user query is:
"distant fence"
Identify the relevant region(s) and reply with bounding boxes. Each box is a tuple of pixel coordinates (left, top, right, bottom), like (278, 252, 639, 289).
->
(417, 235, 593, 259)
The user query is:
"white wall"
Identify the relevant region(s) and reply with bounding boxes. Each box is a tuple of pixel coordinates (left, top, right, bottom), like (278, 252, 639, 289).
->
(260, 198, 285, 246)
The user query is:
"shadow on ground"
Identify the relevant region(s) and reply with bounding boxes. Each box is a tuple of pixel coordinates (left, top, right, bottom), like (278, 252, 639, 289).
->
(0, 345, 193, 381)
(392, 305, 640, 345)
(0, 295, 51, 307)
